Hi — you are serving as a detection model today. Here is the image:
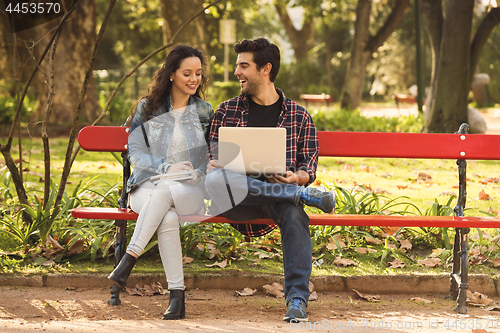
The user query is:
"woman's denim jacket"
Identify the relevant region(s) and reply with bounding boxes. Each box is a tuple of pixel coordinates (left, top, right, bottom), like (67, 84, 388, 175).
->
(126, 95, 214, 193)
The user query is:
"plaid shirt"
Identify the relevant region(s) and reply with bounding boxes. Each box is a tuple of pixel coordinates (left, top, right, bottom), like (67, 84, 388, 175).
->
(208, 88, 319, 237)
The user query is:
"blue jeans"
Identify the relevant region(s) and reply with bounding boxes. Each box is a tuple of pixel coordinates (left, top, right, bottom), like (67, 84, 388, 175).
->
(205, 168, 312, 305)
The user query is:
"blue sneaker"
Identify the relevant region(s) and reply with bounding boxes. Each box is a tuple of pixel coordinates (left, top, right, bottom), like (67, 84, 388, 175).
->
(299, 187, 336, 214)
(283, 298, 308, 322)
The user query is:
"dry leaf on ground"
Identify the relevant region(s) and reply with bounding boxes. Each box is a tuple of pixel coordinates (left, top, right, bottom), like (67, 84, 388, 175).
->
(484, 305, 500, 311)
(380, 226, 401, 236)
(67, 239, 85, 255)
(388, 259, 405, 269)
(418, 172, 432, 180)
(417, 258, 442, 268)
(399, 239, 412, 251)
(262, 282, 284, 298)
(411, 297, 433, 304)
(327, 235, 346, 250)
(429, 248, 445, 258)
(365, 236, 382, 245)
(479, 189, 490, 200)
(205, 259, 227, 268)
(333, 257, 357, 267)
(352, 289, 380, 302)
(235, 287, 257, 297)
(182, 256, 194, 264)
(487, 207, 498, 216)
(470, 253, 488, 265)
(309, 291, 319, 301)
(490, 258, 500, 267)
(439, 191, 456, 196)
(467, 290, 493, 307)
(354, 247, 377, 254)
(125, 282, 166, 297)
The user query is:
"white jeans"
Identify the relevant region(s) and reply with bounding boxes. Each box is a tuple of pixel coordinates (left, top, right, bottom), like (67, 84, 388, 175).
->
(128, 179, 204, 290)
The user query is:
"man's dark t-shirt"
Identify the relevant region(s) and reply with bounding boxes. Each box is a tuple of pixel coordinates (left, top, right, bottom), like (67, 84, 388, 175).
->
(247, 95, 282, 127)
(247, 96, 283, 181)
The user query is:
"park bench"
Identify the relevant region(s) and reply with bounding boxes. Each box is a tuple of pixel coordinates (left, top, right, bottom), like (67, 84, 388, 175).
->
(300, 93, 333, 106)
(391, 93, 425, 109)
(71, 123, 500, 314)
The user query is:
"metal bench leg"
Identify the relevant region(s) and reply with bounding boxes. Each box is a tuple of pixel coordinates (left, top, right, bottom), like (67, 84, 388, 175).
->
(454, 228, 470, 314)
(108, 219, 127, 306)
(449, 229, 460, 300)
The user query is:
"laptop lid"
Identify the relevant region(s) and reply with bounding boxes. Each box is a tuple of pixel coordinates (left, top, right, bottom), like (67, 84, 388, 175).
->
(218, 127, 287, 176)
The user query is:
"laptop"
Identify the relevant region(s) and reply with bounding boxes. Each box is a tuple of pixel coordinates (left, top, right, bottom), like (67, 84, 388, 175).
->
(218, 127, 287, 176)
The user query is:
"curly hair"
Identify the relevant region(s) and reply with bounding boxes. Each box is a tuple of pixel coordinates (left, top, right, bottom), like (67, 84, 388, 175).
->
(130, 45, 207, 119)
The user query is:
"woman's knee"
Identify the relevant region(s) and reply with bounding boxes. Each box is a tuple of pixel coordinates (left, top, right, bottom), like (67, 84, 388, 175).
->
(157, 211, 179, 233)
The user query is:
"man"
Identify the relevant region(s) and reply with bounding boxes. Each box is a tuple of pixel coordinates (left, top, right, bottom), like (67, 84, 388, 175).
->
(205, 38, 335, 322)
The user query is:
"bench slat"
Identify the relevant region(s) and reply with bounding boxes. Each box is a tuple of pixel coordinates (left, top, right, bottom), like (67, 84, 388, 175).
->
(71, 207, 500, 229)
(318, 131, 500, 160)
(78, 126, 129, 152)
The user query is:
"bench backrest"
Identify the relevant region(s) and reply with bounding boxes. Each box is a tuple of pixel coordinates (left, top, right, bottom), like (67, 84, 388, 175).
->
(78, 126, 500, 160)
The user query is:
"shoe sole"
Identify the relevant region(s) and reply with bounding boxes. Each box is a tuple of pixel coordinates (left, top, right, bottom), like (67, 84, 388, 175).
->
(283, 316, 308, 322)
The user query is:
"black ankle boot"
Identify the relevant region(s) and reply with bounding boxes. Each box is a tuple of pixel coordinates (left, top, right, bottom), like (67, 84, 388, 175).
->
(108, 253, 136, 288)
(163, 289, 185, 320)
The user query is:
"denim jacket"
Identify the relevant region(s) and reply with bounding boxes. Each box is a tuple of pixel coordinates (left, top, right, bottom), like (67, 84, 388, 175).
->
(127, 95, 214, 193)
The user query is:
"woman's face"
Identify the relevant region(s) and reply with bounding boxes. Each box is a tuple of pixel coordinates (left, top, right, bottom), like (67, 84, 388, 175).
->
(170, 56, 202, 98)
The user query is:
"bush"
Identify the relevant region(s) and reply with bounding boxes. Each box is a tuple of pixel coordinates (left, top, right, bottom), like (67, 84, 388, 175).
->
(207, 81, 241, 108)
(310, 106, 424, 133)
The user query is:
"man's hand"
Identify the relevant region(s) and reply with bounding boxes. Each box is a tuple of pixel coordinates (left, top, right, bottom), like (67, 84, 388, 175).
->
(268, 171, 298, 184)
(268, 170, 310, 185)
(206, 159, 224, 173)
(167, 161, 193, 173)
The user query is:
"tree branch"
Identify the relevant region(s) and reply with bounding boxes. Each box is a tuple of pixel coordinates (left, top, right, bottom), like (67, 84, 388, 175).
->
(470, 7, 500, 83)
(367, 0, 410, 53)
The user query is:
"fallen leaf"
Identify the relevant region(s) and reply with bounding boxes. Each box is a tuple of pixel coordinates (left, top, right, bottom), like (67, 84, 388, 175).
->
(479, 189, 490, 200)
(182, 256, 194, 264)
(262, 282, 284, 298)
(411, 297, 433, 304)
(333, 257, 357, 267)
(470, 253, 488, 265)
(429, 248, 446, 258)
(380, 226, 401, 236)
(417, 258, 441, 268)
(342, 164, 353, 171)
(467, 290, 493, 306)
(67, 239, 85, 255)
(327, 235, 345, 250)
(399, 239, 412, 251)
(487, 207, 498, 216)
(418, 172, 432, 180)
(484, 305, 500, 311)
(235, 287, 257, 297)
(396, 184, 407, 190)
(365, 236, 382, 245)
(379, 173, 391, 178)
(354, 247, 377, 254)
(490, 258, 500, 267)
(125, 282, 166, 296)
(359, 164, 370, 172)
(388, 259, 405, 268)
(44, 301, 58, 308)
(352, 289, 380, 302)
(42, 259, 55, 267)
(309, 291, 319, 301)
(205, 259, 227, 268)
(373, 187, 390, 195)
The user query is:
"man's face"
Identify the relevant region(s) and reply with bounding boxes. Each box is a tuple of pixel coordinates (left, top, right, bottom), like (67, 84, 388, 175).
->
(234, 52, 263, 95)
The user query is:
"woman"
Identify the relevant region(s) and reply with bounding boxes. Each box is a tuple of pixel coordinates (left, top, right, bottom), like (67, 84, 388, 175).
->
(108, 45, 213, 320)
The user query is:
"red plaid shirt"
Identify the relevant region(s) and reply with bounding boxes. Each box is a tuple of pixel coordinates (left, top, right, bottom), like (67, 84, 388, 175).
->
(208, 88, 319, 237)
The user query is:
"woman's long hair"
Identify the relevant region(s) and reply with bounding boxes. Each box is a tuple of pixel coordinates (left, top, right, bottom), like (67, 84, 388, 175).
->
(130, 45, 207, 120)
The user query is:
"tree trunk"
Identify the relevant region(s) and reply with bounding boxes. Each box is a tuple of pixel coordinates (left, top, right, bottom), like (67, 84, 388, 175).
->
(274, 1, 315, 62)
(159, 0, 208, 62)
(425, 0, 475, 133)
(339, 0, 410, 110)
(35, 0, 100, 128)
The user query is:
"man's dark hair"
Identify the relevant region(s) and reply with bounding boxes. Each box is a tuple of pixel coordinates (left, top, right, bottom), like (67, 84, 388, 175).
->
(234, 38, 280, 82)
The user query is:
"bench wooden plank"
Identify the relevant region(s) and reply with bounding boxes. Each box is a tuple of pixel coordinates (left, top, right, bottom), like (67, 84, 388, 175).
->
(318, 131, 500, 160)
(78, 126, 129, 152)
(71, 207, 500, 229)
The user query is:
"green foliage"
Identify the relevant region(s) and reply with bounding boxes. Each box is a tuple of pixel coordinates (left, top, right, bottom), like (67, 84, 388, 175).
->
(207, 81, 241, 108)
(0, 81, 35, 125)
(310, 106, 424, 132)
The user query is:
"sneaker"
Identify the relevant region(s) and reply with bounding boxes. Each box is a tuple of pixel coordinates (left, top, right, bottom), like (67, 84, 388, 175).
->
(283, 298, 308, 322)
(299, 187, 336, 214)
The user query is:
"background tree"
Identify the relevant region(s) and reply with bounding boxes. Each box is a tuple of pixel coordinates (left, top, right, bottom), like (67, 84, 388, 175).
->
(422, 0, 500, 133)
(339, 0, 410, 110)
(34, 0, 100, 127)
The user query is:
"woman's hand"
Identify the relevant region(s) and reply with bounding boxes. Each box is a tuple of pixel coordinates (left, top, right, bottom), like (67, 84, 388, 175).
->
(206, 159, 223, 173)
(167, 161, 194, 173)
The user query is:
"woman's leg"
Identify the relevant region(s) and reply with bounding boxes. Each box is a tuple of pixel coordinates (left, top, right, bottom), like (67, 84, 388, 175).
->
(127, 180, 174, 257)
(157, 210, 184, 290)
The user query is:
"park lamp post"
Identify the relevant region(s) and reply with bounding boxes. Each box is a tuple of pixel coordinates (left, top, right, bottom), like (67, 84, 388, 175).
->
(219, 19, 236, 82)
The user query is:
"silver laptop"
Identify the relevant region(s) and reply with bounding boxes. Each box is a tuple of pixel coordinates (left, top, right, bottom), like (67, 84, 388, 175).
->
(218, 127, 287, 176)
